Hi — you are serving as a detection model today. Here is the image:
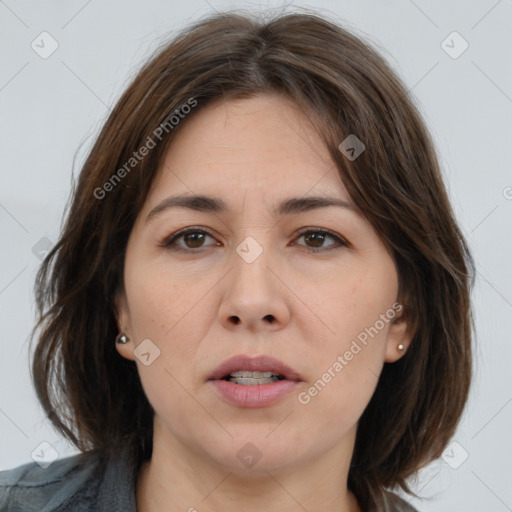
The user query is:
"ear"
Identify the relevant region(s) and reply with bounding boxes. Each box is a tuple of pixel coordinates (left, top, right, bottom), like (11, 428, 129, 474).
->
(384, 303, 415, 363)
(113, 286, 136, 362)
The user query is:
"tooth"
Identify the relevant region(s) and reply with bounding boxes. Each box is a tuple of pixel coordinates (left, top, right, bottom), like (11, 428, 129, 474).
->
(228, 376, 280, 385)
(230, 371, 274, 378)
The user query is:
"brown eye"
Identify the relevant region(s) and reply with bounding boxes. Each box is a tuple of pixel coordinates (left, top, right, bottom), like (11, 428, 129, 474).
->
(295, 228, 348, 253)
(183, 232, 207, 248)
(161, 228, 218, 252)
(303, 232, 326, 248)
(161, 227, 347, 254)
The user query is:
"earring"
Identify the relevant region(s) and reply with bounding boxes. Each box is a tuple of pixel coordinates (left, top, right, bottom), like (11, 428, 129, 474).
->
(116, 332, 130, 344)
(397, 343, 405, 351)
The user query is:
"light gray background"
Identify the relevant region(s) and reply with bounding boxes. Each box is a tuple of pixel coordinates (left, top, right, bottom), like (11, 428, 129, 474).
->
(1, 1, 511, 510)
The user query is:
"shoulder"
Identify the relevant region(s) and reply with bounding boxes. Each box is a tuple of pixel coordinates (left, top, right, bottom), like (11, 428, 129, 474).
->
(0, 447, 134, 512)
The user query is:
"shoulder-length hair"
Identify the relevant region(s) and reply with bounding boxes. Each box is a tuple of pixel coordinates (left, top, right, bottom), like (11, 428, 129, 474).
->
(30, 9, 475, 510)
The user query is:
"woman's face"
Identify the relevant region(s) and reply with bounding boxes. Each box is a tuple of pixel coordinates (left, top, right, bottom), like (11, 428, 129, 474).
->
(115, 93, 412, 474)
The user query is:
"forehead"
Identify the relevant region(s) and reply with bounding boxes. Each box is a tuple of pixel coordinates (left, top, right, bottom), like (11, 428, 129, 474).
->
(146, 93, 350, 207)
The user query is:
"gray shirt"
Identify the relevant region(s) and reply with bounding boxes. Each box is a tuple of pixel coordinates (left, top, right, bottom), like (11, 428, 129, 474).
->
(0, 446, 419, 511)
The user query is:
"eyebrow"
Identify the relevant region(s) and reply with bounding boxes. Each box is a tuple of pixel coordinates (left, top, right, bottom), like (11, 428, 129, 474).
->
(145, 194, 361, 224)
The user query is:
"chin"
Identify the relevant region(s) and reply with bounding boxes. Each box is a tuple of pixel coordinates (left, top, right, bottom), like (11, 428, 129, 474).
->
(199, 434, 307, 476)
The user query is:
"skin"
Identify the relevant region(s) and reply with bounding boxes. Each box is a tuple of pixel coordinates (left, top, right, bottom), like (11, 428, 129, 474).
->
(115, 93, 413, 512)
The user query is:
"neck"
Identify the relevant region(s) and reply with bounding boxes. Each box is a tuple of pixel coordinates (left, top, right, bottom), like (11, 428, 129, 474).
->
(136, 417, 361, 512)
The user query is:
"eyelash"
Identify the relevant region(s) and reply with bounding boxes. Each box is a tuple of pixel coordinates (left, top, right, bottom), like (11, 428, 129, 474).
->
(159, 226, 348, 254)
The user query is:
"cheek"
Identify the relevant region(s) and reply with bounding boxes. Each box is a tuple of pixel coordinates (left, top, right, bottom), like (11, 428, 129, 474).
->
(125, 259, 216, 380)
(296, 339, 384, 433)
(302, 263, 398, 347)
(295, 263, 397, 407)
(125, 256, 198, 337)
(125, 273, 204, 425)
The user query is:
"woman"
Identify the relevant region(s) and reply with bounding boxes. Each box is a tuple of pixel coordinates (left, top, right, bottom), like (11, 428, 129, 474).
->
(0, 9, 475, 512)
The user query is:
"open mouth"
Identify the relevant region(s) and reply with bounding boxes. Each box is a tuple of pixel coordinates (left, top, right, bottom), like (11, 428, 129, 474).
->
(221, 370, 287, 385)
(209, 356, 303, 407)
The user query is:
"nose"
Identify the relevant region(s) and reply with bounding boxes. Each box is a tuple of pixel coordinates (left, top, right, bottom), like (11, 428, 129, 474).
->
(218, 239, 291, 332)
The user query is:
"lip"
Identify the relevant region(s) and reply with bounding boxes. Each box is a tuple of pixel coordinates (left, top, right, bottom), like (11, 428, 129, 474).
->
(208, 354, 304, 382)
(207, 354, 304, 408)
(209, 379, 302, 408)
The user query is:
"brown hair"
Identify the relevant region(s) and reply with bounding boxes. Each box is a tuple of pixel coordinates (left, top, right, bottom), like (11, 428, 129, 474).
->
(30, 8, 475, 510)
